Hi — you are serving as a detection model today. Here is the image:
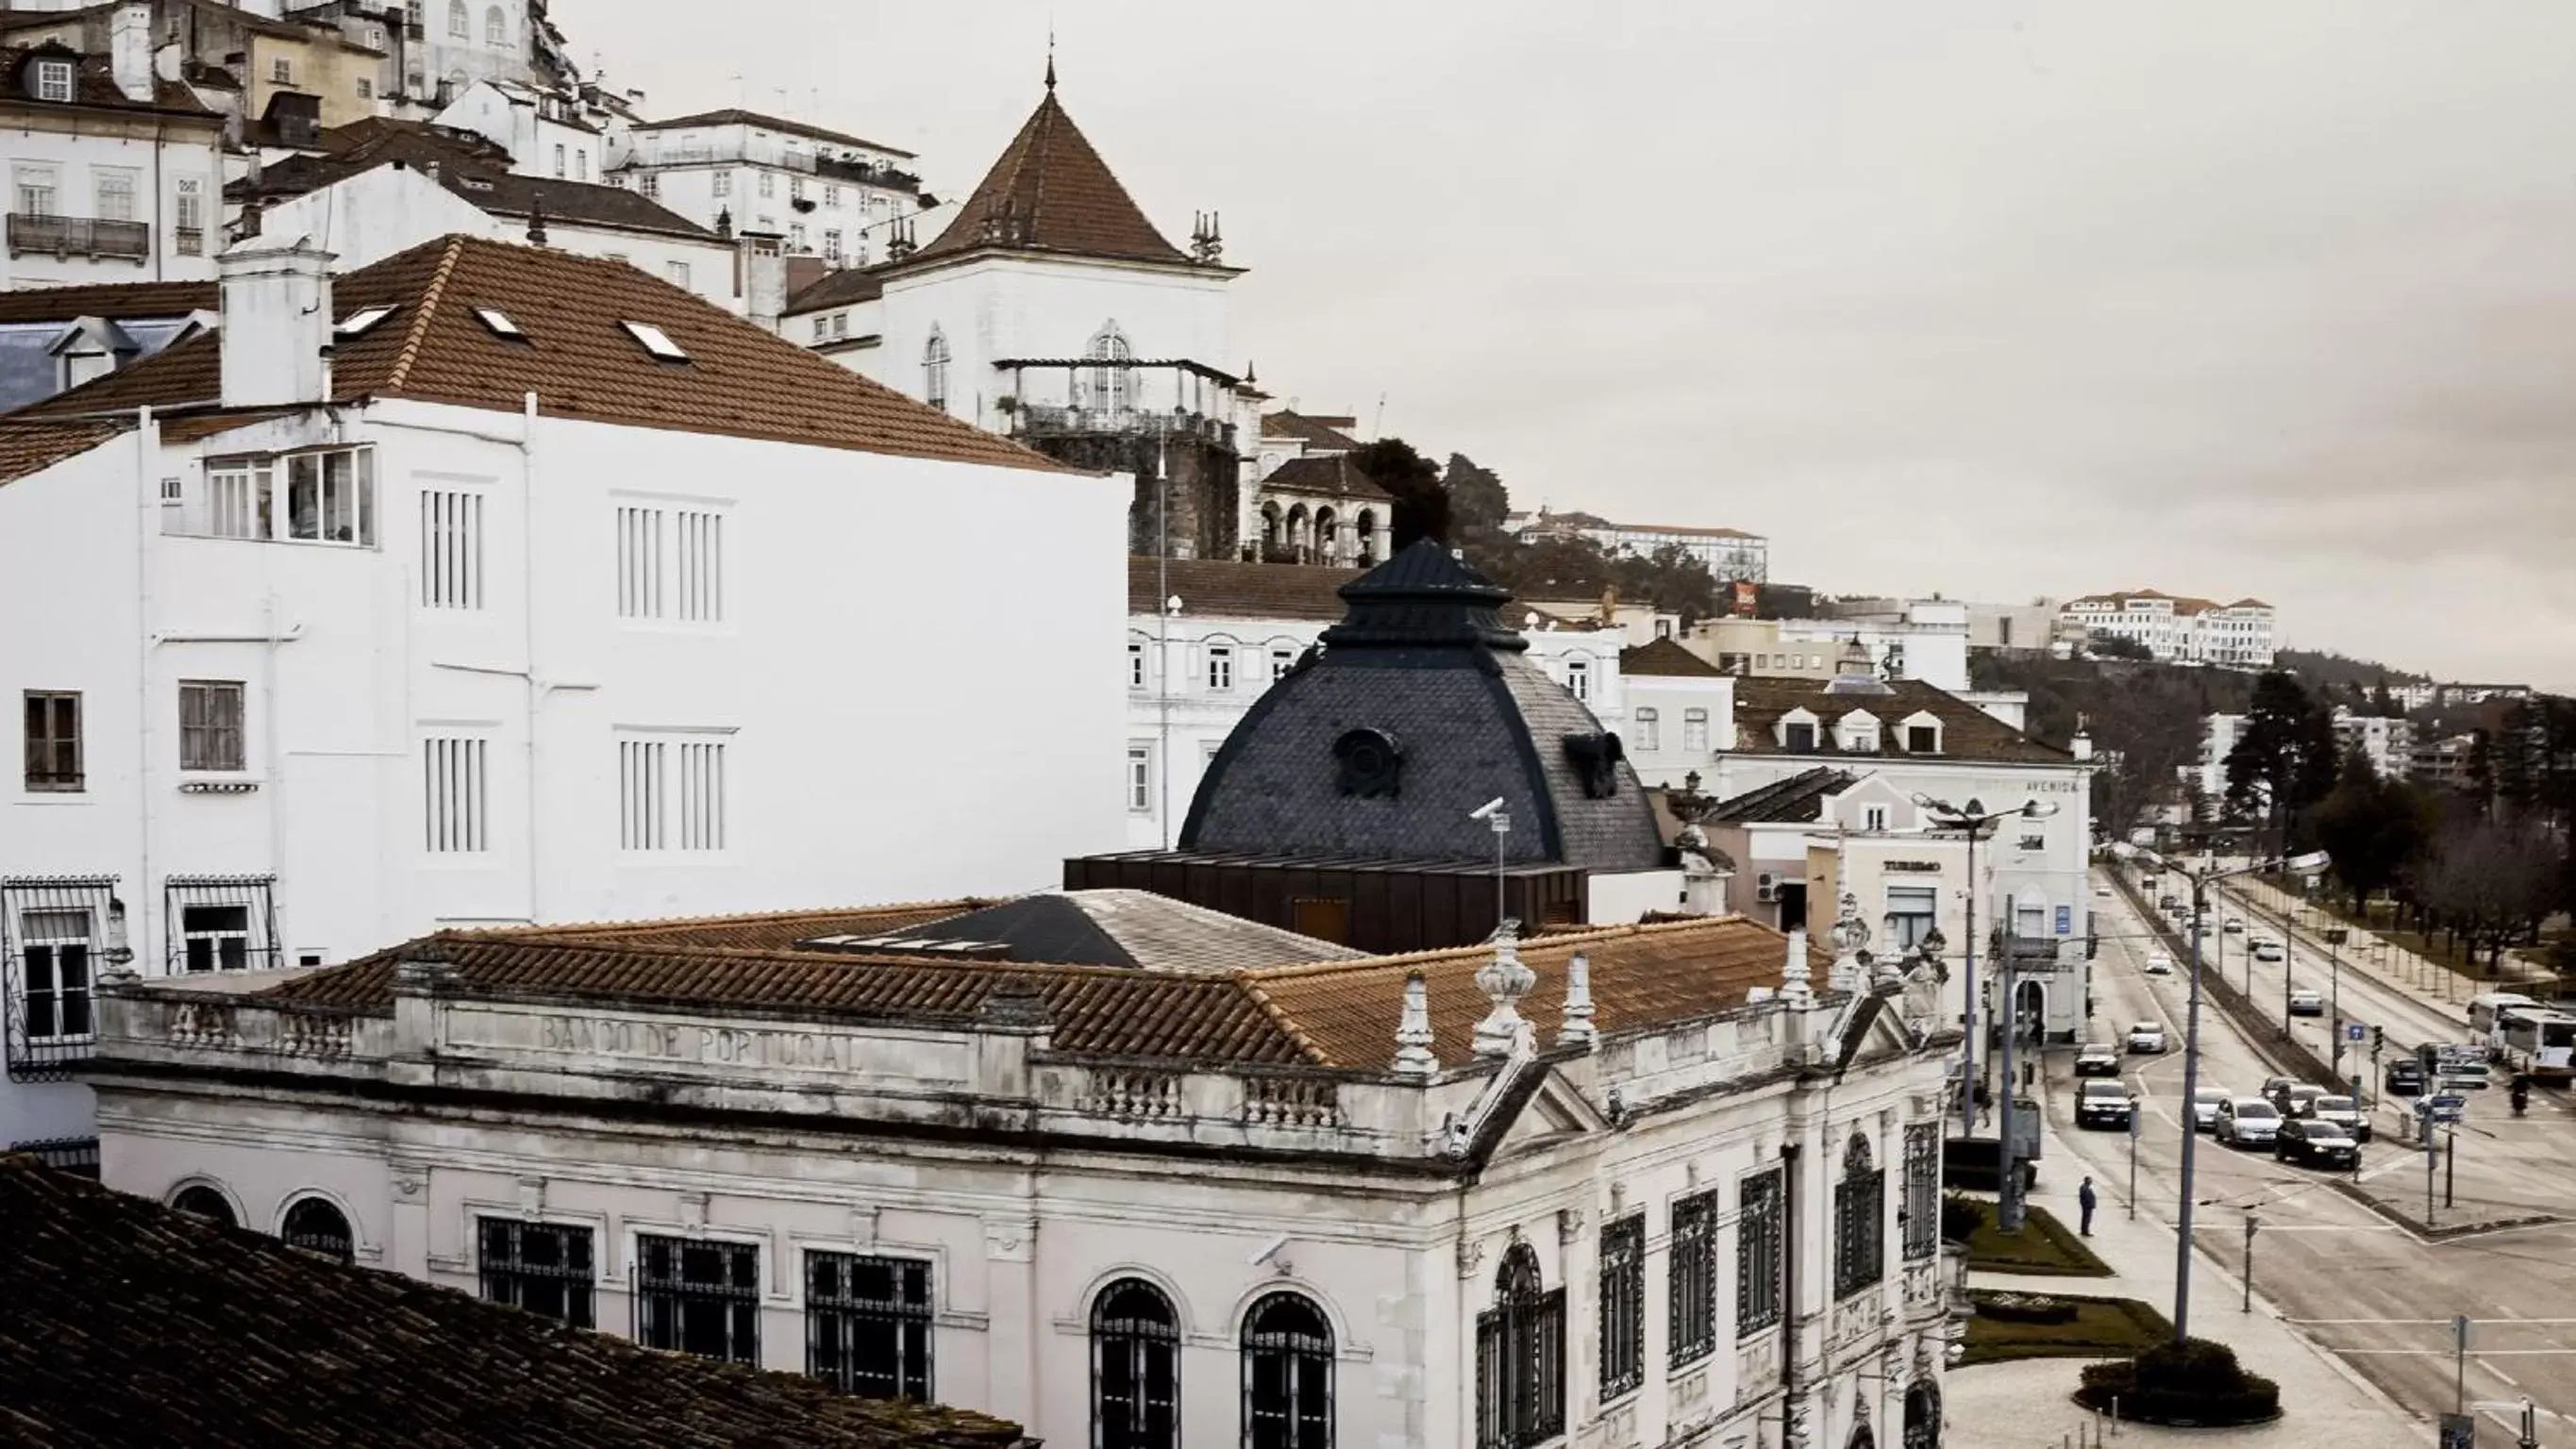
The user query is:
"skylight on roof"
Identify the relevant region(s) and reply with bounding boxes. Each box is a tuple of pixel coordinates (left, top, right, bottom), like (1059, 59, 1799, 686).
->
(334, 305, 398, 338)
(621, 320, 689, 362)
(474, 307, 525, 340)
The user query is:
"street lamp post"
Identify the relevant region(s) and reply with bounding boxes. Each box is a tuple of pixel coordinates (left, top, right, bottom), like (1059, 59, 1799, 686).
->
(1916, 793, 2059, 1232)
(2122, 840, 2330, 1346)
(2326, 926, 2350, 1076)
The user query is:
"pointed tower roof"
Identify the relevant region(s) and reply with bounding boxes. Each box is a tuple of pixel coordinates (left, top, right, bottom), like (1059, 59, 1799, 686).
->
(911, 89, 1192, 267)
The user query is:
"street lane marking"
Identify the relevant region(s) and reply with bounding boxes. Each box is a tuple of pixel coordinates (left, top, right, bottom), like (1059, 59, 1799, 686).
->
(2322, 1348, 2576, 1357)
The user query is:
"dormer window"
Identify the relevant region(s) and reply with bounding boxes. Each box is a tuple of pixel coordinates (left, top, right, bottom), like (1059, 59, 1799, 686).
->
(1833, 709, 1881, 753)
(1900, 710, 1944, 755)
(1777, 707, 1820, 754)
(34, 59, 74, 103)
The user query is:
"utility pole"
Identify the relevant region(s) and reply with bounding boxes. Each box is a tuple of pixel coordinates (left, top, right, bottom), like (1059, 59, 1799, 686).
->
(1999, 901, 2024, 1234)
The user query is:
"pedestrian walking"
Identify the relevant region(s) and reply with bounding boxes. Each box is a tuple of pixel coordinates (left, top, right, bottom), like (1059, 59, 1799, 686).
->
(2078, 1175, 2099, 1237)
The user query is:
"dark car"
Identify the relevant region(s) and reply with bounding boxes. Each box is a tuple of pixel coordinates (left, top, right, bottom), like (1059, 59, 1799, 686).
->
(2385, 1059, 2425, 1096)
(2275, 1118, 2361, 1170)
(2075, 1043, 2121, 1077)
(2076, 1080, 2135, 1131)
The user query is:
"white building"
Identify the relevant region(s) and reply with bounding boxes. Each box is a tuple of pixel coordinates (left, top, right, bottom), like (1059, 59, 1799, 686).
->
(2059, 589, 2276, 668)
(2, 20, 226, 291)
(610, 108, 924, 270)
(432, 78, 600, 183)
(1698, 661, 2097, 1046)
(1120, 558, 1626, 852)
(2194, 712, 2246, 805)
(1504, 507, 1769, 583)
(0, 232, 1128, 1153)
(2332, 707, 2416, 781)
(84, 888, 1959, 1449)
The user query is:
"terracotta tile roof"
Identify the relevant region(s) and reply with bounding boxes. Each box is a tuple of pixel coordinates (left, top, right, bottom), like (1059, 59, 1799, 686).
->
(1260, 409, 1360, 452)
(1620, 638, 1725, 677)
(784, 267, 887, 315)
(14, 235, 1073, 474)
(1260, 454, 1391, 504)
(1728, 677, 2075, 765)
(1127, 557, 1361, 620)
(0, 1156, 1028, 1448)
(260, 911, 1808, 1074)
(0, 42, 221, 119)
(910, 91, 1188, 267)
(0, 418, 122, 486)
(633, 108, 914, 160)
(0, 280, 214, 325)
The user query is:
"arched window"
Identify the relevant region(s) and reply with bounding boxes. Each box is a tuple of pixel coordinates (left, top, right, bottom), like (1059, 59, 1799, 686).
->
(171, 1184, 235, 1226)
(1834, 1132, 1885, 1298)
(1091, 1277, 1178, 1449)
(1261, 501, 1283, 549)
(1474, 1241, 1564, 1447)
(1082, 321, 1133, 415)
(1902, 1383, 1940, 1449)
(282, 1196, 354, 1261)
(446, 0, 468, 37)
(1354, 508, 1378, 566)
(1313, 506, 1337, 561)
(1849, 1424, 1878, 1449)
(1632, 707, 1660, 753)
(921, 326, 950, 411)
(483, 4, 504, 45)
(1242, 1291, 1332, 1448)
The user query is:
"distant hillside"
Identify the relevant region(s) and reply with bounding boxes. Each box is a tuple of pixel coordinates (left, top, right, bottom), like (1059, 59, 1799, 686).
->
(2274, 647, 2430, 693)
(1969, 654, 2256, 837)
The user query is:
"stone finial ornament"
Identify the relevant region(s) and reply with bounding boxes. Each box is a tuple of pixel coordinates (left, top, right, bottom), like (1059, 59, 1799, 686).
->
(1559, 951, 1597, 1050)
(1393, 970, 1437, 1076)
(1472, 920, 1536, 1058)
(1779, 926, 1814, 1008)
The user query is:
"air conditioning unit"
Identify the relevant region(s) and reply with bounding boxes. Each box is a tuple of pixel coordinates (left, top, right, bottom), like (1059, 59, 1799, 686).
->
(1755, 873, 1778, 904)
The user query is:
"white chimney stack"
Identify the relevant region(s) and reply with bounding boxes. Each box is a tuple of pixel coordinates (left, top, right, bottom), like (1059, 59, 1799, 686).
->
(739, 231, 786, 329)
(219, 239, 337, 408)
(109, 2, 154, 105)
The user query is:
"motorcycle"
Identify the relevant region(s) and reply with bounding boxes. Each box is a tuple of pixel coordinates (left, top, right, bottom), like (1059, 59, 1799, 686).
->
(2510, 1075, 2532, 1117)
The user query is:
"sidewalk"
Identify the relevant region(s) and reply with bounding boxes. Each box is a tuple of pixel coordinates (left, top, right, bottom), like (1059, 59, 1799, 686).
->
(1945, 1119, 2425, 1446)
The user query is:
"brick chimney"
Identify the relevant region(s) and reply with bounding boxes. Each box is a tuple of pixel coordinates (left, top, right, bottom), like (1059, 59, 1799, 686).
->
(109, 1, 154, 105)
(219, 239, 337, 408)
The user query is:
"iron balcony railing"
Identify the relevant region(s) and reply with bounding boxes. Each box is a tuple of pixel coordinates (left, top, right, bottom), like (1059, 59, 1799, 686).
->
(8, 212, 150, 262)
(1008, 405, 1234, 447)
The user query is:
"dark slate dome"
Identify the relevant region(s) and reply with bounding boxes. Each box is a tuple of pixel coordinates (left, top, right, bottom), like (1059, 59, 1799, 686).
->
(1179, 541, 1664, 871)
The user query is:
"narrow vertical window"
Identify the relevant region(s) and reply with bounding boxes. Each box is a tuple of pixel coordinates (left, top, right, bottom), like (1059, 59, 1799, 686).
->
(1631, 707, 1658, 753)
(1667, 1190, 1718, 1367)
(422, 737, 488, 853)
(1682, 708, 1709, 751)
(922, 326, 950, 411)
(619, 739, 665, 850)
(1597, 1215, 1645, 1400)
(177, 680, 244, 772)
(1206, 644, 1233, 691)
(420, 490, 485, 608)
(1903, 1124, 1941, 1261)
(1475, 1241, 1564, 1447)
(677, 741, 726, 851)
(1737, 1169, 1783, 1332)
(1834, 1134, 1886, 1298)
(1091, 1278, 1178, 1449)
(1242, 1291, 1332, 1448)
(23, 691, 82, 791)
(16, 907, 96, 1045)
(1564, 659, 1589, 701)
(1126, 743, 1153, 814)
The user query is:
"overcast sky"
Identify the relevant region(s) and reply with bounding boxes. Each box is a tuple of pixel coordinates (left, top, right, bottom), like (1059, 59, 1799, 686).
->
(564, 1, 2576, 691)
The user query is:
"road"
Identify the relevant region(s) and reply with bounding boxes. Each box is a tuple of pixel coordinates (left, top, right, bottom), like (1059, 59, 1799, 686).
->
(2046, 868, 2576, 1441)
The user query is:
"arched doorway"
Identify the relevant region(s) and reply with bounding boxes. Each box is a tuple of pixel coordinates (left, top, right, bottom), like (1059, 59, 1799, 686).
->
(1903, 1382, 1941, 1449)
(1314, 507, 1338, 563)
(1355, 508, 1379, 565)
(1284, 504, 1309, 559)
(2015, 979, 2048, 1047)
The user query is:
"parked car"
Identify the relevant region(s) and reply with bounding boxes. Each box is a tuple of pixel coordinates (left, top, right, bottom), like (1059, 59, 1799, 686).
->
(2190, 1086, 2231, 1132)
(2223, 917, 2246, 935)
(2076, 1043, 2121, 1077)
(2143, 952, 2174, 976)
(2308, 1094, 2372, 1142)
(2077, 1080, 2136, 1130)
(2289, 988, 2324, 1016)
(2385, 1059, 2426, 1096)
(2275, 1118, 2361, 1170)
(2216, 1097, 2283, 1147)
(2128, 1021, 2167, 1054)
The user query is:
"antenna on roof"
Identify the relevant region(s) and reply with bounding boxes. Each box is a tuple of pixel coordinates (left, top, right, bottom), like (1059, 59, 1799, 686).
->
(526, 192, 547, 246)
(1045, 21, 1057, 91)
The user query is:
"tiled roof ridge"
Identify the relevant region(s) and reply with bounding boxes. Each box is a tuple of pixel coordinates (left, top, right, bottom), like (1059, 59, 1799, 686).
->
(476, 898, 993, 940)
(378, 235, 467, 394)
(1246, 915, 1776, 984)
(1229, 974, 1333, 1066)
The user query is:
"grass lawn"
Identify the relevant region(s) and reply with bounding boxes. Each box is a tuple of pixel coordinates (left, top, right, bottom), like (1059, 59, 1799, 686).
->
(1959, 1291, 2174, 1369)
(1960, 1202, 2113, 1277)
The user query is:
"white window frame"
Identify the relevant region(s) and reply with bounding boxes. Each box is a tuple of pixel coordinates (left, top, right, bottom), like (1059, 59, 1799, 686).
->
(711, 170, 731, 198)
(1205, 643, 1234, 692)
(618, 729, 734, 855)
(1564, 658, 1590, 701)
(1126, 742, 1153, 814)
(614, 496, 728, 625)
(419, 485, 486, 609)
(177, 679, 245, 774)
(93, 168, 138, 224)
(33, 59, 73, 103)
(1682, 708, 1709, 752)
(1632, 707, 1659, 752)
(18, 906, 98, 1045)
(422, 734, 491, 853)
(1127, 641, 1146, 691)
(665, 259, 692, 290)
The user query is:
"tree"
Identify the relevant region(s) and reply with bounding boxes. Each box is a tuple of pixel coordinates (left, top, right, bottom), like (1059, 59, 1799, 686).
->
(2313, 748, 2431, 915)
(1351, 437, 1448, 550)
(1444, 452, 1513, 571)
(2086, 632, 2153, 662)
(2416, 817, 2564, 969)
(2223, 672, 2339, 849)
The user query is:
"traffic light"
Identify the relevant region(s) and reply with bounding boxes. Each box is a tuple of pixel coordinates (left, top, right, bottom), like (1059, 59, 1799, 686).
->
(2373, 1024, 2385, 1054)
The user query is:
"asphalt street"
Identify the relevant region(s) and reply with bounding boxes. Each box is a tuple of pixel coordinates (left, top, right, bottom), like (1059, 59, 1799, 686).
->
(2041, 868, 2576, 1443)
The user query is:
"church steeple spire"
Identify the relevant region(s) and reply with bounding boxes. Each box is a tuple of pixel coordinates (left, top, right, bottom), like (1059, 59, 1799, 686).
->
(1045, 31, 1056, 92)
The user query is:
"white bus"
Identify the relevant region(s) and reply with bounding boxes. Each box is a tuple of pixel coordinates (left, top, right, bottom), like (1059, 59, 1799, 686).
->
(2502, 1009, 2576, 1084)
(2470, 992, 2542, 1052)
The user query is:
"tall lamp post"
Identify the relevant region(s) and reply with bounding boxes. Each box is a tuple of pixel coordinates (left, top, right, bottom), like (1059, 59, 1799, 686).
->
(1916, 793, 2060, 1232)
(2122, 841, 2329, 1344)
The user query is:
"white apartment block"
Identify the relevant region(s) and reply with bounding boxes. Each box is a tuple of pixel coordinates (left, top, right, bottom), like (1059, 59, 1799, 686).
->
(609, 109, 923, 269)
(2333, 708, 2416, 781)
(1505, 508, 1770, 583)
(3, 15, 226, 291)
(0, 233, 1128, 1151)
(2060, 589, 2276, 668)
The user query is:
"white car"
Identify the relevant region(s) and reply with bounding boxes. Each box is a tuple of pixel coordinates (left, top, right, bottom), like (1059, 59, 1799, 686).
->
(2190, 1086, 2231, 1131)
(2222, 917, 2246, 935)
(2143, 952, 2174, 976)
(2252, 940, 2285, 963)
(2288, 988, 2323, 1017)
(2215, 1097, 2283, 1147)
(2128, 1021, 2167, 1054)
(2095, 886, 2113, 898)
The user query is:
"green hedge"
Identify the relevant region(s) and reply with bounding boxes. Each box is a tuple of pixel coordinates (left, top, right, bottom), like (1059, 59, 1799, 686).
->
(1955, 1198, 2114, 1277)
(1958, 1291, 2170, 1369)
(2074, 1338, 2282, 1426)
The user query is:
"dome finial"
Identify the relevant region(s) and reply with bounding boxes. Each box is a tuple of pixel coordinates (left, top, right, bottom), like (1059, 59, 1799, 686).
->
(1045, 28, 1057, 91)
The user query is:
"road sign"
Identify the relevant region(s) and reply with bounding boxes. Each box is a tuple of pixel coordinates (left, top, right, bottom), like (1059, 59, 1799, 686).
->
(2420, 1094, 2467, 1123)
(2348, 1023, 2367, 1043)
